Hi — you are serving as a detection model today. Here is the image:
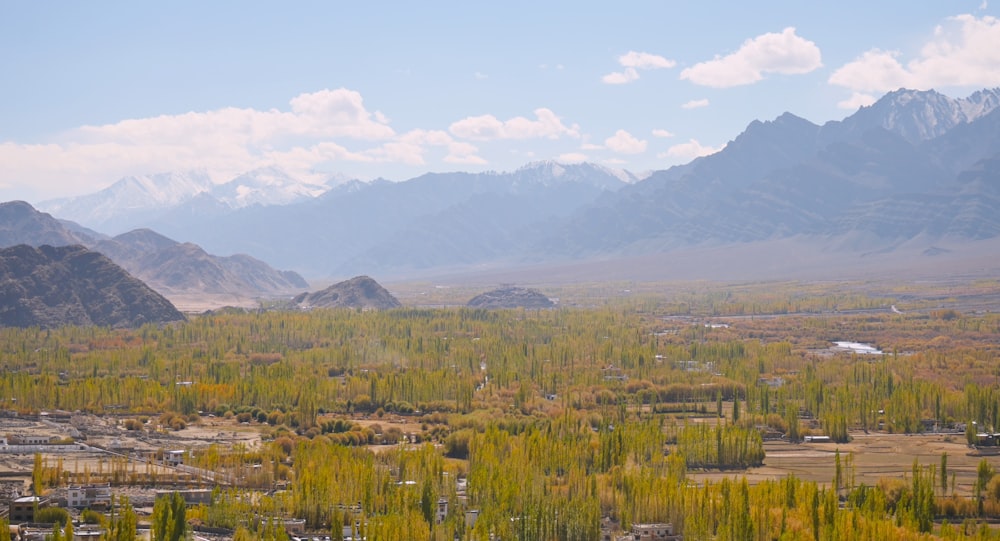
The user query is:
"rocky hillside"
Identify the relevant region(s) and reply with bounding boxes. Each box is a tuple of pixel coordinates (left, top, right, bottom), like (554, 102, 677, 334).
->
(0, 201, 308, 297)
(292, 276, 401, 310)
(0, 201, 98, 247)
(467, 286, 554, 309)
(0, 244, 186, 328)
(92, 229, 309, 295)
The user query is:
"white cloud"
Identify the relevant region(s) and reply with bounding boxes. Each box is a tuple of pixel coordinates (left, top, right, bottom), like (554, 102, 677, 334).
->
(449, 108, 580, 141)
(604, 129, 647, 154)
(556, 152, 588, 163)
(651, 129, 675, 138)
(602, 67, 639, 85)
(444, 141, 487, 165)
(580, 142, 605, 151)
(399, 129, 453, 146)
(366, 142, 426, 165)
(829, 15, 1000, 93)
(681, 27, 822, 87)
(475, 72, 488, 80)
(682, 99, 710, 109)
(602, 50, 675, 84)
(0, 88, 496, 198)
(837, 92, 878, 110)
(619, 51, 676, 70)
(386, 129, 487, 165)
(658, 139, 720, 161)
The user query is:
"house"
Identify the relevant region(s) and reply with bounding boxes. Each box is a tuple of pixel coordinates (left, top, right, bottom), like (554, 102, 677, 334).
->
(465, 509, 480, 529)
(155, 489, 212, 506)
(602, 365, 627, 382)
(9, 497, 49, 524)
(628, 523, 682, 541)
(435, 497, 448, 524)
(16, 435, 52, 445)
(164, 450, 186, 466)
(974, 433, 1000, 446)
(283, 518, 305, 535)
(66, 484, 111, 509)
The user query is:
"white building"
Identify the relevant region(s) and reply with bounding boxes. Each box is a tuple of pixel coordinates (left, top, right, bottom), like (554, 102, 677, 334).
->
(629, 523, 681, 541)
(165, 450, 186, 466)
(67, 484, 112, 509)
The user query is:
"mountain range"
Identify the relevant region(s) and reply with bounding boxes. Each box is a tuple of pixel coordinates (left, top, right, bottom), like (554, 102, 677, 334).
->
(38, 167, 337, 234)
(0, 201, 308, 300)
(20, 87, 1000, 283)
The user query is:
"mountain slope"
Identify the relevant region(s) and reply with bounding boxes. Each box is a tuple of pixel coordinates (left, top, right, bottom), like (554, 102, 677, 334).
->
(0, 201, 98, 247)
(532, 88, 1000, 260)
(92, 229, 309, 295)
(0, 244, 185, 328)
(0, 202, 308, 298)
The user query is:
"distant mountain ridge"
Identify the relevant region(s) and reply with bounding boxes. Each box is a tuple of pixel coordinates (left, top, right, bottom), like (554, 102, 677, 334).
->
(0, 201, 308, 299)
(534, 88, 1000, 259)
(125, 161, 635, 277)
(38, 167, 339, 234)
(25, 87, 1000, 282)
(0, 244, 185, 329)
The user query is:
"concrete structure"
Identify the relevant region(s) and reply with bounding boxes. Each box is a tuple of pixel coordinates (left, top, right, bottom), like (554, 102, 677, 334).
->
(435, 498, 448, 524)
(465, 509, 480, 529)
(9, 497, 49, 524)
(66, 484, 111, 509)
(164, 450, 186, 466)
(283, 519, 305, 535)
(155, 489, 212, 506)
(629, 523, 681, 541)
(15, 436, 51, 445)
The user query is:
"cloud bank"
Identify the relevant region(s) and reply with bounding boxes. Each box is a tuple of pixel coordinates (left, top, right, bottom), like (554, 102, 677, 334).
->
(829, 14, 1000, 98)
(681, 27, 822, 87)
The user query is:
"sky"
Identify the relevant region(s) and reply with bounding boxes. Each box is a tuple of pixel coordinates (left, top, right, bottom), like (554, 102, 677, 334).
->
(2, 1, 1000, 202)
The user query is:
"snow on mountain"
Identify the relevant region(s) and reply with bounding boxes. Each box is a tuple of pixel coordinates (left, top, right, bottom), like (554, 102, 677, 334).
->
(210, 166, 330, 208)
(36, 167, 344, 231)
(38, 170, 215, 229)
(512, 160, 637, 190)
(847, 88, 1000, 143)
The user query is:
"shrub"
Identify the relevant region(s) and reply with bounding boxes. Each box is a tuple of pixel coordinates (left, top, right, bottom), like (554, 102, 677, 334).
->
(35, 507, 70, 525)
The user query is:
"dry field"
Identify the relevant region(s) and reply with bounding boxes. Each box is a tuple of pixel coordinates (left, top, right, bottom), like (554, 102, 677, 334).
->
(690, 431, 993, 496)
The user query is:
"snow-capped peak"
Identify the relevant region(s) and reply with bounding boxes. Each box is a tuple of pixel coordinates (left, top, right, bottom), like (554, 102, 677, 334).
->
(210, 166, 330, 208)
(37, 169, 214, 226)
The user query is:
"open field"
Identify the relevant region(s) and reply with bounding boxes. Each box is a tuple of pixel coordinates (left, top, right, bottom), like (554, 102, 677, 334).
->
(691, 432, 990, 495)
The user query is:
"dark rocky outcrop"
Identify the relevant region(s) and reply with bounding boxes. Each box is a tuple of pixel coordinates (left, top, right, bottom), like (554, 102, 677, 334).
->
(292, 275, 400, 310)
(467, 286, 554, 309)
(0, 244, 186, 328)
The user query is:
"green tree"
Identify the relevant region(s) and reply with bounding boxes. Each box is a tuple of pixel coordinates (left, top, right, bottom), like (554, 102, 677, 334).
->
(107, 496, 138, 541)
(941, 452, 948, 493)
(152, 492, 186, 541)
(420, 479, 435, 526)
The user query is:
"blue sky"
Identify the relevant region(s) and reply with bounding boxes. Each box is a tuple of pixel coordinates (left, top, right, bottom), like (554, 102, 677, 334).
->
(2, 1, 999, 202)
